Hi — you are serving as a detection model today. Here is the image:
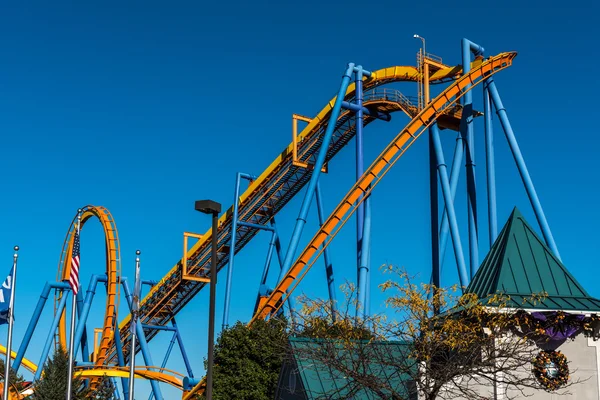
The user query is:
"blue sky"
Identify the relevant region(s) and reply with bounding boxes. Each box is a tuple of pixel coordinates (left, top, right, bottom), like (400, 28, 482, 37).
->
(1, 0, 599, 397)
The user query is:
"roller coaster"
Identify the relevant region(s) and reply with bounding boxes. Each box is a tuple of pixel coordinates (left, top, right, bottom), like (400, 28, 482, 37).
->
(1, 38, 563, 399)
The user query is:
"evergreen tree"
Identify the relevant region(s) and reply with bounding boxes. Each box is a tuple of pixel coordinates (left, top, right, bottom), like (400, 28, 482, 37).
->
(30, 347, 116, 400)
(200, 317, 288, 400)
(31, 348, 88, 400)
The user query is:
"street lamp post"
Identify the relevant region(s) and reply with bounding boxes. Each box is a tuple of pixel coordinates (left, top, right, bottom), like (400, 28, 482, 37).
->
(195, 199, 222, 400)
(413, 34, 430, 106)
(413, 33, 426, 55)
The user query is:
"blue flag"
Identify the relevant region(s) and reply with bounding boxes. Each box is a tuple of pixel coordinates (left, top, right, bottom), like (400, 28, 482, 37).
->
(0, 266, 14, 325)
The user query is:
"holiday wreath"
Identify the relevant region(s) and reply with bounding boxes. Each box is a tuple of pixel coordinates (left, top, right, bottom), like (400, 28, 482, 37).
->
(532, 350, 569, 391)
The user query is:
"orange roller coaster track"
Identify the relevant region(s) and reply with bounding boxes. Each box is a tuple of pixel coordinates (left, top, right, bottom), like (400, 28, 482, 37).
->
(182, 51, 516, 399)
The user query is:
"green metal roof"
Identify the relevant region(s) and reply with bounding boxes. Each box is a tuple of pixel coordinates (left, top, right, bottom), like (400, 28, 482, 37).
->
(467, 207, 600, 312)
(284, 337, 416, 399)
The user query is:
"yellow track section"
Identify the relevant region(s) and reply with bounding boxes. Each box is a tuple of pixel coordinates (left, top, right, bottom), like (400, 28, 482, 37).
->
(56, 206, 121, 384)
(117, 59, 474, 337)
(75, 366, 184, 390)
(0, 345, 38, 374)
(182, 51, 517, 399)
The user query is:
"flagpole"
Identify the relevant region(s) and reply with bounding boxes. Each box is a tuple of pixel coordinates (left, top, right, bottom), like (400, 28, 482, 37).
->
(128, 250, 141, 400)
(3, 245, 19, 400)
(66, 209, 82, 400)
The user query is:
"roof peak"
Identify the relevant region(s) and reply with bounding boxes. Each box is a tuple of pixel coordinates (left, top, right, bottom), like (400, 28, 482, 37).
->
(467, 208, 600, 312)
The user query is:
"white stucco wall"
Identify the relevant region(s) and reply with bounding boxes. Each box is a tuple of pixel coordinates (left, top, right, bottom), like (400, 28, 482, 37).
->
(508, 333, 599, 400)
(420, 333, 599, 400)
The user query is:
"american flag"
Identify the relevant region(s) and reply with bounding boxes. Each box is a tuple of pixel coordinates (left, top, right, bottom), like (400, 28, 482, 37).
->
(69, 231, 81, 294)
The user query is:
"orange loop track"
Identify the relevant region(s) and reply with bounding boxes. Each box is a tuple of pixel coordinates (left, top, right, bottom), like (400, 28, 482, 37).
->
(56, 206, 121, 386)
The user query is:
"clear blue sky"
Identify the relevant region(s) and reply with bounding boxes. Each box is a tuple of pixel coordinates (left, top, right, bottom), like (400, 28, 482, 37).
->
(1, 0, 598, 397)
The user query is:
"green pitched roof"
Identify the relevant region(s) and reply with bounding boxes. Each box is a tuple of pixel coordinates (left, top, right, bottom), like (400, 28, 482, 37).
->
(467, 207, 600, 312)
(282, 338, 416, 399)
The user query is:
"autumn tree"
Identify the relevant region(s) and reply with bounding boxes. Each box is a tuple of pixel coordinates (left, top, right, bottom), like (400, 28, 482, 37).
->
(287, 266, 577, 400)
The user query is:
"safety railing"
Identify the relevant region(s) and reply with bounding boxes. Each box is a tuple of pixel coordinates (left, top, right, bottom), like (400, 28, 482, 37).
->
(364, 88, 418, 112)
(417, 52, 443, 64)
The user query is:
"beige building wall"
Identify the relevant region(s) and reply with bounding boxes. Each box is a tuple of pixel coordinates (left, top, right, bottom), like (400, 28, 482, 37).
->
(423, 333, 599, 400)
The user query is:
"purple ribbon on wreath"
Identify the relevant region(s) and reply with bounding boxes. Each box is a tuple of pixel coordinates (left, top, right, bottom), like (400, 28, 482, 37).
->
(531, 312, 585, 340)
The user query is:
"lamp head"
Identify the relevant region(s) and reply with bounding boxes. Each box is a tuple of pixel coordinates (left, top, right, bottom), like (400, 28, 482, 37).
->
(195, 200, 222, 215)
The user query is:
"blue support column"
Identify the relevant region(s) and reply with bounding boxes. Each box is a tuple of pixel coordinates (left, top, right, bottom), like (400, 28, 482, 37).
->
(148, 331, 177, 400)
(75, 289, 90, 363)
(122, 278, 163, 400)
(270, 218, 297, 321)
(258, 230, 278, 289)
(111, 378, 121, 399)
(355, 66, 365, 294)
(73, 274, 107, 356)
(431, 124, 469, 288)
(438, 135, 464, 274)
(277, 63, 355, 283)
(483, 80, 498, 245)
(223, 172, 255, 330)
(350, 65, 373, 318)
(172, 318, 194, 378)
(486, 78, 561, 260)
(429, 128, 440, 290)
(113, 318, 130, 399)
(315, 182, 337, 318)
(34, 289, 69, 381)
(461, 38, 484, 278)
(358, 193, 372, 319)
(365, 246, 371, 316)
(12, 281, 70, 372)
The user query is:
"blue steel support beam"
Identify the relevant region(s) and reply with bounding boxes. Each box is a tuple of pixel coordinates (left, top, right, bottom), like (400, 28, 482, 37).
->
(277, 63, 355, 284)
(73, 274, 107, 356)
(429, 128, 440, 290)
(256, 229, 279, 315)
(486, 78, 561, 260)
(141, 324, 177, 332)
(112, 378, 121, 400)
(259, 230, 278, 287)
(270, 218, 297, 320)
(461, 38, 484, 278)
(223, 172, 256, 329)
(148, 331, 177, 400)
(237, 221, 274, 232)
(12, 281, 70, 371)
(113, 318, 129, 399)
(75, 289, 90, 363)
(341, 101, 391, 121)
(172, 318, 194, 378)
(315, 182, 337, 318)
(358, 193, 372, 318)
(355, 65, 367, 317)
(439, 136, 464, 272)
(483, 80, 498, 245)
(122, 278, 163, 400)
(365, 246, 371, 316)
(34, 289, 69, 381)
(431, 124, 469, 288)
